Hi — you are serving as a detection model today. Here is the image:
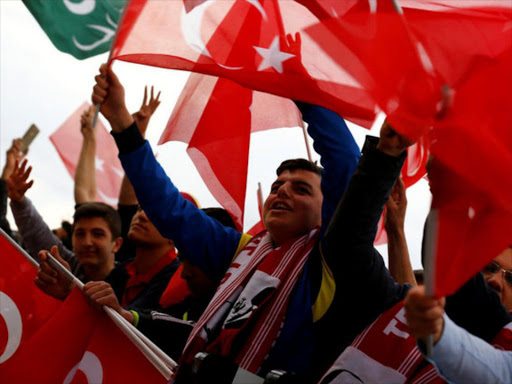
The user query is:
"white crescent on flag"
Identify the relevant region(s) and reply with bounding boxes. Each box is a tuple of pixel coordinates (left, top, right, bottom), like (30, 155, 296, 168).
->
(181, 0, 269, 70)
(63, 351, 103, 384)
(0, 291, 23, 364)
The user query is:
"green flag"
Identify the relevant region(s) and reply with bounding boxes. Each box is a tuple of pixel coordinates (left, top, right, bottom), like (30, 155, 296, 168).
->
(22, 0, 125, 59)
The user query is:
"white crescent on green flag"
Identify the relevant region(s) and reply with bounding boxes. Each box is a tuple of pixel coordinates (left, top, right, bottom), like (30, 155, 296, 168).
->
(22, 0, 125, 59)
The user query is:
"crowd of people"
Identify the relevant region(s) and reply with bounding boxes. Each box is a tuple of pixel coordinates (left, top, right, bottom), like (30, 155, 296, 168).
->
(1, 58, 511, 383)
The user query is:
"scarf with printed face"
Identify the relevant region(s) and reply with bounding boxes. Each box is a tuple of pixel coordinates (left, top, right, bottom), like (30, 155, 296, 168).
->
(318, 301, 445, 384)
(181, 228, 319, 373)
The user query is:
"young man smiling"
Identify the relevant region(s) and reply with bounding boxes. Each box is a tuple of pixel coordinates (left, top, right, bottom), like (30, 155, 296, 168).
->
(91, 64, 412, 381)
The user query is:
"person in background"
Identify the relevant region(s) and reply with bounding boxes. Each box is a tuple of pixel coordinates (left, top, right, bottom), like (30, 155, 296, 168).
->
(405, 285, 512, 384)
(1, 138, 25, 241)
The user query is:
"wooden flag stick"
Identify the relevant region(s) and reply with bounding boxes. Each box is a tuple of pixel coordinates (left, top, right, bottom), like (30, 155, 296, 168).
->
(92, 3, 129, 128)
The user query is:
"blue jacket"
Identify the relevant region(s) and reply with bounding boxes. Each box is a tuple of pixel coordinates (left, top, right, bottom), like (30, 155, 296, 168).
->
(113, 104, 361, 379)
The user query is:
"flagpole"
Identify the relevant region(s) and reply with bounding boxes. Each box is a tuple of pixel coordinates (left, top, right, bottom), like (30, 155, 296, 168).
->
(45, 252, 176, 377)
(423, 208, 439, 357)
(92, 2, 130, 128)
(301, 124, 313, 162)
(0, 227, 39, 268)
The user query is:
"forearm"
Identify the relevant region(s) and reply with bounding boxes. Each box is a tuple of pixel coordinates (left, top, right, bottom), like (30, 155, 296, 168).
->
(10, 198, 75, 264)
(299, 104, 360, 229)
(74, 137, 97, 204)
(387, 229, 416, 286)
(425, 315, 512, 384)
(324, 137, 406, 252)
(118, 175, 138, 205)
(112, 123, 242, 281)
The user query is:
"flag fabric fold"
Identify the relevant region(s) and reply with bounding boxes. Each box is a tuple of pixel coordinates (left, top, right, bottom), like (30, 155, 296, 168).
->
(304, 2, 512, 295)
(110, 0, 378, 128)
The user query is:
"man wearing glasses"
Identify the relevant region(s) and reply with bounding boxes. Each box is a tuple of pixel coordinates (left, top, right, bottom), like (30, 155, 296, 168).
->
(482, 247, 512, 312)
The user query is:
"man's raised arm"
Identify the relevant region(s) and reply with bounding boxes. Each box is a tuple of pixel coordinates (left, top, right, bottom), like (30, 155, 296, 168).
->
(91, 65, 243, 282)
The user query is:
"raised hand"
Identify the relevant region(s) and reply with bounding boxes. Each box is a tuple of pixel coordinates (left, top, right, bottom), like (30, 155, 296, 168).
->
(132, 86, 162, 136)
(377, 120, 415, 157)
(385, 177, 407, 234)
(2, 139, 25, 180)
(6, 159, 34, 202)
(281, 32, 308, 76)
(80, 105, 97, 140)
(404, 286, 445, 344)
(92, 64, 134, 132)
(34, 245, 75, 300)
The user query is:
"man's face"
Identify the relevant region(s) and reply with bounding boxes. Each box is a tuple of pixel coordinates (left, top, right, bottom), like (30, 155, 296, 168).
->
(128, 207, 171, 247)
(482, 248, 512, 311)
(72, 217, 120, 268)
(180, 259, 217, 299)
(263, 169, 323, 246)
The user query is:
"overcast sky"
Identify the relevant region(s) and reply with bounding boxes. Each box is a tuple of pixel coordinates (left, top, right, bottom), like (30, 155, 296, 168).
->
(0, 1, 431, 269)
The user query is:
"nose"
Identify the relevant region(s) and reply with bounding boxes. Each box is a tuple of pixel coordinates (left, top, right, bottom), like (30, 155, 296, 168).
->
(82, 232, 93, 246)
(486, 272, 504, 294)
(276, 182, 291, 198)
(136, 209, 149, 222)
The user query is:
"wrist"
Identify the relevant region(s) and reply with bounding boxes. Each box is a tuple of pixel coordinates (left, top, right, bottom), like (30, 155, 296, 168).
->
(120, 308, 135, 324)
(110, 109, 134, 133)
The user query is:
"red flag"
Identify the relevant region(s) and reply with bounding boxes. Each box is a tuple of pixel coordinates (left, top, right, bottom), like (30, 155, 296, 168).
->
(111, 0, 378, 128)
(67, 312, 167, 384)
(1, 288, 168, 384)
(0, 232, 60, 371)
(50, 102, 124, 206)
(160, 73, 302, 230)
(305, 3, 512, 293)
(0, 289, 97, 384)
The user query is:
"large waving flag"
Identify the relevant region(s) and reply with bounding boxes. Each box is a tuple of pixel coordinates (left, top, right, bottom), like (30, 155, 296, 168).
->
(1, 289, 167, 384)
(22, 0, 125, 59)
(159, 73, 303, 230)
(50, 102, 124, 206)
(0, 230, 60, 373)
(304, 2, 512, 295)
(109, 0, 378, 129)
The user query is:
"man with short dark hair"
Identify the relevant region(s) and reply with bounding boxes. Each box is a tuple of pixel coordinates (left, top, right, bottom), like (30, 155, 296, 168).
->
(91, 63, 412, 381)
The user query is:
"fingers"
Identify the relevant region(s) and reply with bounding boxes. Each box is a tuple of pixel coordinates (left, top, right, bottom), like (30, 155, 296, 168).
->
(83, 281, 119, 309)
(50, 245, 71, 271)
(404, 286, 445, 340)
(141, 85, 148, 108)
(295, 32, 301, 45)
(37, 260, 59, 285)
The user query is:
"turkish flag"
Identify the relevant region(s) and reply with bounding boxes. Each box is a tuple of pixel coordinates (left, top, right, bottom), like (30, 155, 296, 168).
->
(160, 73, 302, 230)
(305, 3, 512, 294)
(0, 231, 60, 372)
(0, 289, 97, 384)
(67, 312, 167, 384)
(50, 102, 124, 206)
(111, 0, 377, 129)
(1, 288, 168, 384)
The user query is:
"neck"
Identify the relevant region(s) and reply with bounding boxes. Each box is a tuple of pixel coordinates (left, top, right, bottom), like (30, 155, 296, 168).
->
(134, 245, 174, 274)
(84, 261, 114, 282)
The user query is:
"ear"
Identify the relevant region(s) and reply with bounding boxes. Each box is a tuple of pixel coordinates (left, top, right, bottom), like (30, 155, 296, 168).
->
(112, 237, 123, 254)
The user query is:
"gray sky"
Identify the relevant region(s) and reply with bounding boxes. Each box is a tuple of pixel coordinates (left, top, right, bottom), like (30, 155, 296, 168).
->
(0, 1, 431, 269)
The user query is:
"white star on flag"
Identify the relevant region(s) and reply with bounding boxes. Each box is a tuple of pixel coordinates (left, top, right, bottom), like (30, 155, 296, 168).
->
(95, 157, 104, 172)
(254, 36, 295, 74)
